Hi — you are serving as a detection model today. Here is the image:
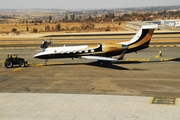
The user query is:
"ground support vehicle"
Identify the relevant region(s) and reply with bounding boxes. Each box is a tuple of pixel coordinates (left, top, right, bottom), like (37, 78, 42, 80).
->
(4, 55, 28, 68)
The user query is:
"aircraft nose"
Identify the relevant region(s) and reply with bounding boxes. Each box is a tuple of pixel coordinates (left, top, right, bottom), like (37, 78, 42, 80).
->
(33, 54, 38, 58)
(34, 53, 41, 58)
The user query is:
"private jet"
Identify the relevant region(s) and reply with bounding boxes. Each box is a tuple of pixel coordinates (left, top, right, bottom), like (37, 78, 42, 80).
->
(34, 25, 157, 65)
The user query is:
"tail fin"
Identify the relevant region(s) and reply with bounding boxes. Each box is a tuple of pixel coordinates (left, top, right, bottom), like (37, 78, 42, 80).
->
(119, 25, 157, 53)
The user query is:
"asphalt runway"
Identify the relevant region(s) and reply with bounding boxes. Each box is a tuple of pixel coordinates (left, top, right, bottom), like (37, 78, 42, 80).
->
(0, 46, 180, 97)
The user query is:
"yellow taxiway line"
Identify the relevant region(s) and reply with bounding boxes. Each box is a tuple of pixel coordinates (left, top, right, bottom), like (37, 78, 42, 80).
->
(125, 58, 150, 61)
(13, 68, 23, 71)
(35, 62, 64, 66)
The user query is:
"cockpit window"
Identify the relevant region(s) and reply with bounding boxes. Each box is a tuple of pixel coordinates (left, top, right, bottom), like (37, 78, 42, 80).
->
(42, 49, 47, 52)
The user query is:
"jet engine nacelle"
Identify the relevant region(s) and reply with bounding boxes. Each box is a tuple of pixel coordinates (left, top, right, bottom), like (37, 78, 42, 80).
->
(102, 44, 128, 53)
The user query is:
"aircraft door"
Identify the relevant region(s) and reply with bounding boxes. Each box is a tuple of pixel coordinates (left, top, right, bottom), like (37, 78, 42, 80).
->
(48, 49, 57, 58)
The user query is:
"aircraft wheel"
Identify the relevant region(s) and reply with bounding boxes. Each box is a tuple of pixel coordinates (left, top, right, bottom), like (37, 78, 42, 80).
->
(43, 63, 47, 66)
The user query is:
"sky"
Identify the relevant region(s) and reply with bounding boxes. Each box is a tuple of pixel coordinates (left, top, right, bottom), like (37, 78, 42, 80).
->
(0, 0, 179, 10)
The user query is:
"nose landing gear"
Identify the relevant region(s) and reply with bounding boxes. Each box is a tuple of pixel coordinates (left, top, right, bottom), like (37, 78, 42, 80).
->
(44, 59, 48, 66)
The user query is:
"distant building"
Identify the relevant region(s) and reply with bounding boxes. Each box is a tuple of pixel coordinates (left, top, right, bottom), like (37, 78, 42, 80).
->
(163, 20, 176, 26)
(175, 21, 180, 28)
(160, 20, 180, 27)
(125, 22, 156, 30)
(126, 20, 180, 30)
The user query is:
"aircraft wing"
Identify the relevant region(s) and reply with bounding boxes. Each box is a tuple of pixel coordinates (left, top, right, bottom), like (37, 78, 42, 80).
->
(80, 56, 118, 61)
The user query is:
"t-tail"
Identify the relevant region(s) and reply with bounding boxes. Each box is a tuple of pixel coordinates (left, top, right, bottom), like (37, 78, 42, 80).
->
(118, 25, 158, 53)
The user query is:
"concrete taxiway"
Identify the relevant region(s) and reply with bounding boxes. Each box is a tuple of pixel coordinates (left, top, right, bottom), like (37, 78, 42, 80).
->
(0, 93, 179, 120)
(0, 46, 180, 119)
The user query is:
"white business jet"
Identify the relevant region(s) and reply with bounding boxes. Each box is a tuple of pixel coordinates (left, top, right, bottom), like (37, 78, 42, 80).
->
(34, 25, 157, 66)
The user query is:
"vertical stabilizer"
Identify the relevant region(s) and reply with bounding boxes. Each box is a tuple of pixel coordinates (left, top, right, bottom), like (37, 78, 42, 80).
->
(119, 25, 157, 53)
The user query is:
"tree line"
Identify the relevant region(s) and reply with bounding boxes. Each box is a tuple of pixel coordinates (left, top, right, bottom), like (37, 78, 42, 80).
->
(15, 10, 180, 25)
(6, 10, 180, 33)
(47, 10, 180, 23)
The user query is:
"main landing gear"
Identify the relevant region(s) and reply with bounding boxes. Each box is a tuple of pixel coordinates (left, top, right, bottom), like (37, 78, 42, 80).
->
(44, 59, 48, 66)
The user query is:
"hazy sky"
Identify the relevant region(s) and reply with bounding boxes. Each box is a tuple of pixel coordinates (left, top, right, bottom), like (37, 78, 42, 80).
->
(0, 0, 179, 10)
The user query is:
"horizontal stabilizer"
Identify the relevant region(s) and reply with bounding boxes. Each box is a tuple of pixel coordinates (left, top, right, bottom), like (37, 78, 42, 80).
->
(80, 56, 118, 61)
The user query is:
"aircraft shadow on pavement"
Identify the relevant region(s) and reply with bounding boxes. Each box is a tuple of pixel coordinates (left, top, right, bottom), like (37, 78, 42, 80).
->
(113, 61, 142, 64)
(42, 61, 130, 70)
(33, 57, 180, 70)
(86, 61, 130, 70)
(170, 58, 180, 62)
(114, 57, 180, 64)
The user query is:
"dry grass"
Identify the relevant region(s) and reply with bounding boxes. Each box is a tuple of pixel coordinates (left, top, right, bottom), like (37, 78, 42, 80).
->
(0, 22, 126, 34)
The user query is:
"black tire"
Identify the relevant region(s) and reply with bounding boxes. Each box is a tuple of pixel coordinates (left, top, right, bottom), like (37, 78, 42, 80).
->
(4, 61, 13, 68)
(19, 61, 25, 67)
